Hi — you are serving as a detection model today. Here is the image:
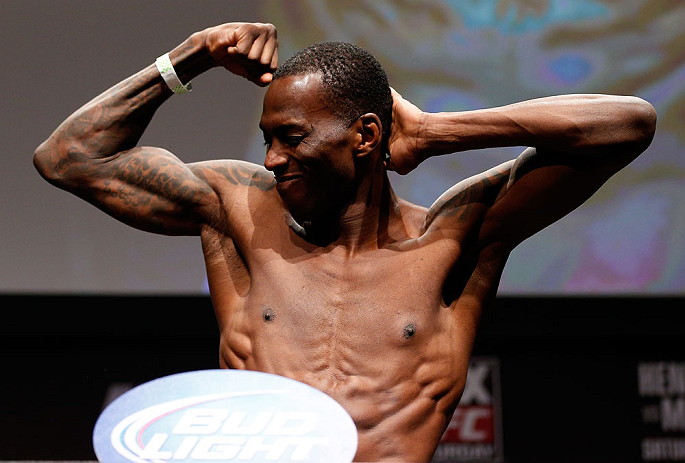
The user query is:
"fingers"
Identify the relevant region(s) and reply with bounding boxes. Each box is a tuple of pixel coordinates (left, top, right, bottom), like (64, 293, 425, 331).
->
(246, 28, 273, 64)
(382, 152, 393, 171)
(261, 31, 278, 70)
(384, 157, 403, 174)
(254, 26, 278, 86)
(390, 87, 404, 105)
(204, 22, 278, 86)
(244, 30, 266, 61)
(226, 23, 278, 86)
(255, 47, 278, 86)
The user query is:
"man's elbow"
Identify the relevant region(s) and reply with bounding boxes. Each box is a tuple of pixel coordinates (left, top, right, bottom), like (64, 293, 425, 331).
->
(33, 139, 56, 182)
(625, 96, 657, 153)
(33, 138, 75, 187)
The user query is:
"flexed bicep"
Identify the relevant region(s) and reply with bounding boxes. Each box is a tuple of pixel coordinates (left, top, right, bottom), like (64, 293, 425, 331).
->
(72, 147, 218, 236)
(33, 21, 283, 236)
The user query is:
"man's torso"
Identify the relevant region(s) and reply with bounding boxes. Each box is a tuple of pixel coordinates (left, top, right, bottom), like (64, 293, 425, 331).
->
(197, 160, 511, 461)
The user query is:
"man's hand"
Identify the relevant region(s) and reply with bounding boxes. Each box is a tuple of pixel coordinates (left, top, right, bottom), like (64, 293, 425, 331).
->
(385, 88, 428, 174)
(202, 22, 278, 87)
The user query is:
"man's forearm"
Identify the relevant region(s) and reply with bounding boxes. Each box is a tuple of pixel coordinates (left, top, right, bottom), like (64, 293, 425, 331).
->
(420, 94, 656, 160)
(34, 33, 212, 169)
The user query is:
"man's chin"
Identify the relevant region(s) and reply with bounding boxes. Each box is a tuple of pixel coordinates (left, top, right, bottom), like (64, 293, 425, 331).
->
(279, 193, 342, 229)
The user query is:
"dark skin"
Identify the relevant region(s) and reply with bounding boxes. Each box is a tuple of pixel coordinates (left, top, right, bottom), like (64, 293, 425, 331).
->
(34, 22, 656, 462)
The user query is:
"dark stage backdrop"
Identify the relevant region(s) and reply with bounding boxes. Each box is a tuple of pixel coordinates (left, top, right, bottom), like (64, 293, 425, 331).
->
(2, 0, 684, 295)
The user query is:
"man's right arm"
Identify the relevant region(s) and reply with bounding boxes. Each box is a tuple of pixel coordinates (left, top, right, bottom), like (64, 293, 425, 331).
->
(33, 22, 277, 236)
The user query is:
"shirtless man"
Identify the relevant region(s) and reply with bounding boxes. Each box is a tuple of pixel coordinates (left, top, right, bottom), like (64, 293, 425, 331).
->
(34, 22, 656, 462)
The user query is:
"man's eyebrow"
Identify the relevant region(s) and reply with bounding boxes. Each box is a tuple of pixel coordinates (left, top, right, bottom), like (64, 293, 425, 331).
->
(259, 123, 314, 134)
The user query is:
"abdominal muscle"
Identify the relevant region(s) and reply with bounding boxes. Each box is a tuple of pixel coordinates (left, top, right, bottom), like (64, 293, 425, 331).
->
(202, 223, 482, 461)
(215, 289, 473, 462)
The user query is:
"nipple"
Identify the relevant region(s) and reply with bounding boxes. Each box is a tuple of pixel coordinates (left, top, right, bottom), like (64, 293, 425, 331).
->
(263, 307, 276, 323)
(403, 323, 416, 338)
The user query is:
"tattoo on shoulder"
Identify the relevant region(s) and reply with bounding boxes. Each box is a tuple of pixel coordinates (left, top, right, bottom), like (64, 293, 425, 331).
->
(427, 168, 509, 223)
(205, 162, 276, 192)
(106, 153, 212, 203)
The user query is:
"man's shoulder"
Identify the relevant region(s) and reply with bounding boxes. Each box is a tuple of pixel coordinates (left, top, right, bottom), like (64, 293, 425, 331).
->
(423, 160, 515, 231)
(189, 159, 276, 193)
(189, 159, 284, 230)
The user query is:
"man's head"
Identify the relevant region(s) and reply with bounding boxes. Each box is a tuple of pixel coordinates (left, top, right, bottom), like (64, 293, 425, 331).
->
(272, 42, 393, 149)
(260, 42, 392, 223)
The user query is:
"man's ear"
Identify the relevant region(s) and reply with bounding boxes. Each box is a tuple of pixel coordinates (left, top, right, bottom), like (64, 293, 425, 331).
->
(353, 113, 382, 158)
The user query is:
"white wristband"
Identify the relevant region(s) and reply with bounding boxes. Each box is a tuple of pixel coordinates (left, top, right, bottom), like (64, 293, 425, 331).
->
(155, 53, 192, 94)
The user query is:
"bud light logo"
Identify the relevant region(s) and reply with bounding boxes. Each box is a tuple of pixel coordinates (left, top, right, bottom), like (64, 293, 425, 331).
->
(93, 370, 357, 462)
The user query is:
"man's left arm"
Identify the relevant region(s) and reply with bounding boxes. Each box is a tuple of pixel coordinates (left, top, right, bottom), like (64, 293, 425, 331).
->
(386, 91, 657, 247)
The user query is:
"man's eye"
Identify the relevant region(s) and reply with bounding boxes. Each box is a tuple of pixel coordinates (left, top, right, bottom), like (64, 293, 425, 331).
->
(285, 136, 304, 146)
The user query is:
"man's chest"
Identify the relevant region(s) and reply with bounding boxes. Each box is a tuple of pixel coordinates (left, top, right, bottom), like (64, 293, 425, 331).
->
(239, 246, 459, 349)
(203, 218, 506, 351)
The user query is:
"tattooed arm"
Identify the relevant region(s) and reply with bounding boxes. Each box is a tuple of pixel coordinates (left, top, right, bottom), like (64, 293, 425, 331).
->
(386, 90, 657, 247)
(33, 22, 278, 235)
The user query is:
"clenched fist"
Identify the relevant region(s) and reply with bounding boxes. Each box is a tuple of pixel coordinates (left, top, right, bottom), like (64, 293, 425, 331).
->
(201, 22, 278, 87)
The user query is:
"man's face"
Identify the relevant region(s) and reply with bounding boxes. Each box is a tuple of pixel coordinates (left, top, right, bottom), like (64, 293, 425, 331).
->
(260, 73, 359, 223)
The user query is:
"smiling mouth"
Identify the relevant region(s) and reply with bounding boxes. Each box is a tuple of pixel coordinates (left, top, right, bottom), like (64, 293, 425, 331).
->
(275, 174, 303, 184)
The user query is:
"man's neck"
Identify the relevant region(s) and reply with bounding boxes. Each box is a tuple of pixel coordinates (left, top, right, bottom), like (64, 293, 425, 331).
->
(292, 166, 405, 256)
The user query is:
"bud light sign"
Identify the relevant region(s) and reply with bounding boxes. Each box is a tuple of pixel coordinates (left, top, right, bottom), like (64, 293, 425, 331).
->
(93, 370, 358, 462)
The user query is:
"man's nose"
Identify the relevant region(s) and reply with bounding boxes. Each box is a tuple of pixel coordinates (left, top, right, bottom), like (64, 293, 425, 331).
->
(264, 145, 288, 172)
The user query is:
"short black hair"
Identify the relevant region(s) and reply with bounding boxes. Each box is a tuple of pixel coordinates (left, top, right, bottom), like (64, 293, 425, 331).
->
(273, 42, 392, 150)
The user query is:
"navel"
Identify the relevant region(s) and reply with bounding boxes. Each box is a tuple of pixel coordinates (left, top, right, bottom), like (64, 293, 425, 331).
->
(262, 307, 276, 323)
(403, 323, 416, 339)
